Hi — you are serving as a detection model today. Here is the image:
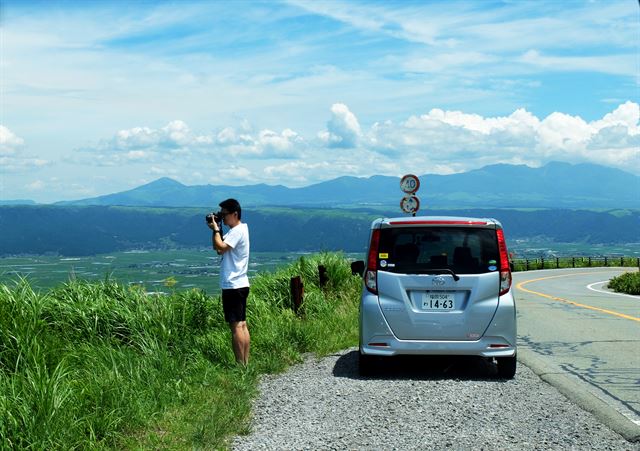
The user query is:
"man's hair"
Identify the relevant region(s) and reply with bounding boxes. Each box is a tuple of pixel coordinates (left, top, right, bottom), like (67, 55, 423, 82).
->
(219, 198, 241, 220)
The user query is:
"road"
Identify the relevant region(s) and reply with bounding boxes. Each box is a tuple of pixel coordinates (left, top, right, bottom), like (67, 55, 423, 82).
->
(514, 267, 640, 441)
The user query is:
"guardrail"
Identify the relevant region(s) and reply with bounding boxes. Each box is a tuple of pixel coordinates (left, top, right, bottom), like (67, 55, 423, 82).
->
(511, 256, 640, 272)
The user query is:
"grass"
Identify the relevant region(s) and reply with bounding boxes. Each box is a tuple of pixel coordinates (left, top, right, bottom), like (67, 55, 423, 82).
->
(608, 271, 640, 295)
(0, 252, 361, 449)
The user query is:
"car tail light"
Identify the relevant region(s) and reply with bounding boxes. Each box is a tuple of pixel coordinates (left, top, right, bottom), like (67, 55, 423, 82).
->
(496, 228, 511, 296)
(365, 229, 381, 294)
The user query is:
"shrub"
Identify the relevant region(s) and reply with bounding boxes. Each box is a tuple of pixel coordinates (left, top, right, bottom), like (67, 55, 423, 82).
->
(608, 271, 640, 295)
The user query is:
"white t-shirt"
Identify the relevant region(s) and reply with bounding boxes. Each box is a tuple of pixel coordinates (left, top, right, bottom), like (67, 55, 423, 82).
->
(219, 222, 250, 289)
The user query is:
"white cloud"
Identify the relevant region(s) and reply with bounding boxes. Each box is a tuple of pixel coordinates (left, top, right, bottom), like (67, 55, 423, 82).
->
(108, 120, 213, 152)
(0, 126, 50, 172)
(149, 166, 179, 176)
(81, 120, 308, 163)
(318, 103, 362, 148)
(212, 126, 305, 159)
(365, 101, 640, 174)
(593, 101, 640, 133)
(419, 108, 540, 135)
(403, 51, 498, 74)
(292, 1, 636, 53)
(26, 180, 45, 191)
(258, 128, 301, 155)
(75, 120, 214, 165)
(518, 50, 636, 77)
(63, 102, 640, 196)
(125, 150, 148, 160)
(0, 125, 25, 155)
(263, 161, 336, 184)
(216, 165, 252, 181)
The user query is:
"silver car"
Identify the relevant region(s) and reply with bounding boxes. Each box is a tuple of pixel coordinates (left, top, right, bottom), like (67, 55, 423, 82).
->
(359, 216, 517, 378)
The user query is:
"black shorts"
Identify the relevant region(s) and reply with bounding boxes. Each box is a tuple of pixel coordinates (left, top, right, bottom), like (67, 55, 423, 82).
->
(221, 287, 250, 323)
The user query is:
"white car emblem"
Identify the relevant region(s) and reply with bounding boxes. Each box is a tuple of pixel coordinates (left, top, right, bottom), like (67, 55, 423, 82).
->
(432, 276, 446, 286)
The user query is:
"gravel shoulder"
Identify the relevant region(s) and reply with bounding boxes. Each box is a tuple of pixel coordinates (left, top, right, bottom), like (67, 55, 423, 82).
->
(233, 349, 637, 451)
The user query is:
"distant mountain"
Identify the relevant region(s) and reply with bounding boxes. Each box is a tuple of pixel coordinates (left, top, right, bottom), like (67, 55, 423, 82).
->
(57, 162, 640, 209)
(0, 199, 36, 205)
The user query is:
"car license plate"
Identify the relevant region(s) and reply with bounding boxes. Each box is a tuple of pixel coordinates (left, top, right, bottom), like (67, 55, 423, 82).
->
(422, 292, 455, 310)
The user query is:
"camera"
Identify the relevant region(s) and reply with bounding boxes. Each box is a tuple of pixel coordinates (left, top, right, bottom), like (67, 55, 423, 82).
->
(205, 211, 224, 225)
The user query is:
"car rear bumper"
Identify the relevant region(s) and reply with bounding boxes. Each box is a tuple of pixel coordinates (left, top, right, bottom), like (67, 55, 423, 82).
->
(360, 335, 516, 358)
(360, 289, 517, 358)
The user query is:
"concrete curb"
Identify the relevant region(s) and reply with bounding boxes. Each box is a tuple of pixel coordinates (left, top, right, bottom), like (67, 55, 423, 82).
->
(518, 348, 640, 443)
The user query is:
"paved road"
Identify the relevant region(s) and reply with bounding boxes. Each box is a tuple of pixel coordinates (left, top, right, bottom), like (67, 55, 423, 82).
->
(514, 267, 640, 440)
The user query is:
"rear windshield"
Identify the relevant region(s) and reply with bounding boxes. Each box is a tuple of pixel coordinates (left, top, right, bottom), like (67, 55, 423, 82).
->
(377, 226, 500, 274)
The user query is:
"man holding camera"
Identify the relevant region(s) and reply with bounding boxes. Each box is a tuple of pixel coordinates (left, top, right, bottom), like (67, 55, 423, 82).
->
(207, 198, 251, 366)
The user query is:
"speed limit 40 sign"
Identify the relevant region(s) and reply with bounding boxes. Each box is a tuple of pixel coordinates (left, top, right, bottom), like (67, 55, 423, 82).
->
(400, 174, 421, 215)
(400, 174, 420, 194)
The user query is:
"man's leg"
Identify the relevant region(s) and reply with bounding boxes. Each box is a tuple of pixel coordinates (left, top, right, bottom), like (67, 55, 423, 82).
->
(230, 321, 250, 365)
(241, 321, 250, 364)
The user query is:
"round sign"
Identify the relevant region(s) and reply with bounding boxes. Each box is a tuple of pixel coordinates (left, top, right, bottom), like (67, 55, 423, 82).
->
(400, 194, 420, 214)
(400, 174, 420, 194)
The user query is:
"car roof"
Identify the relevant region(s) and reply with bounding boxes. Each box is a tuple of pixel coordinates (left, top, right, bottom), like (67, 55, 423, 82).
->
(373, 215, 501, 229)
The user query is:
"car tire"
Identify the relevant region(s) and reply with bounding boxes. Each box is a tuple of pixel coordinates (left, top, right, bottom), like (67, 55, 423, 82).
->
(496, 355, 517, 379)
(358, 352, 376, 377)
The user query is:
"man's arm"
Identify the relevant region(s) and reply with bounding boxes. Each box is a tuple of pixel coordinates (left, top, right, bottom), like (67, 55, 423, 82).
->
(208, 223, 232, 253)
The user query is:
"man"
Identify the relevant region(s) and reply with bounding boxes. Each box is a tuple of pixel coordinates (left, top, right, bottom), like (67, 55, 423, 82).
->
(207, 198, 251, 365)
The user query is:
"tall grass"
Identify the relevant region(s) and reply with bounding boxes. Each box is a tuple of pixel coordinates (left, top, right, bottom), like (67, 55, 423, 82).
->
(0, 252, 361, 449)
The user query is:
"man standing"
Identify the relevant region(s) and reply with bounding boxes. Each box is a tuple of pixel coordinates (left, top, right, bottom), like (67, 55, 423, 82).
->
(207, 198, 251, 366)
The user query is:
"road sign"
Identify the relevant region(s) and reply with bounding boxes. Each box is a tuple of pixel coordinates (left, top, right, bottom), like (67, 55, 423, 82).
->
(400, 194, 420, 214)
(400, 174, 421, 215)
(400, 174, 420, 194)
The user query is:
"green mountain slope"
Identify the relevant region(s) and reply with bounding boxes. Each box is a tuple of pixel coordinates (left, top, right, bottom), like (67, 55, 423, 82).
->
(1, 205, 637, 256)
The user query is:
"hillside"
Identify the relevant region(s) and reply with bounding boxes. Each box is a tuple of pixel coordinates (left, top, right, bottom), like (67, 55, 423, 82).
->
(55, 162, 640, 209)
(1, 205, 638, 256)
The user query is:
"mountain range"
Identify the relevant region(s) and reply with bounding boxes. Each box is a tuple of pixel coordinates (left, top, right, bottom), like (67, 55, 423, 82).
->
(55, 161, 640, 209)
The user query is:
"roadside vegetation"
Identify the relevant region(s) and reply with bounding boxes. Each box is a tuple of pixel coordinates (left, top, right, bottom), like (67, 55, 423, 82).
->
(607, 271, 640, 295)
(0, 252, 361, 449)
(511, 256, 639, 272)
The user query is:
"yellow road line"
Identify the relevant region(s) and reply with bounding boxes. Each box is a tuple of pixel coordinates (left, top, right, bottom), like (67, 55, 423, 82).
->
(516, 271, 640, 323)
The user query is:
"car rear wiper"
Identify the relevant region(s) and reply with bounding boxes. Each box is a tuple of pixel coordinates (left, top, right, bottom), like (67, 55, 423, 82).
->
(427, 268, 460, 281)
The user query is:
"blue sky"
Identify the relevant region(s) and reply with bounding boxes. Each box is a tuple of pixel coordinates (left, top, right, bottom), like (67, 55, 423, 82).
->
(1, 0, 638, 202)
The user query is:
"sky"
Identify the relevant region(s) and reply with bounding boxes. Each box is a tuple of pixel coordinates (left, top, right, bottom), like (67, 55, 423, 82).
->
(1, 0, 638, 203)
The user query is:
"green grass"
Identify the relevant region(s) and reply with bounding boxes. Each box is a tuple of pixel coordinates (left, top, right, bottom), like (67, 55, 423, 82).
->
(608, 271, 640, 295)
(0, 252, 361, 449)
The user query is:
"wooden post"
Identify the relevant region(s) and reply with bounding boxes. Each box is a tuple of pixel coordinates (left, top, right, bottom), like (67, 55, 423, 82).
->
(318, 265, 328, 288)
(351, 261, 365, 276)
(290, 276, 304, 314)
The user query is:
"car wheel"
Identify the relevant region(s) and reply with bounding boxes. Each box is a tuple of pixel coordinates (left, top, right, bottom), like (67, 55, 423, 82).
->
(358, 352, 376, 377)
(496, 355, 516, 379)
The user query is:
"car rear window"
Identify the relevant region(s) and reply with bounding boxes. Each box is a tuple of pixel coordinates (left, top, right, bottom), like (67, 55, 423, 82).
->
(378, 226, 500, 274)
